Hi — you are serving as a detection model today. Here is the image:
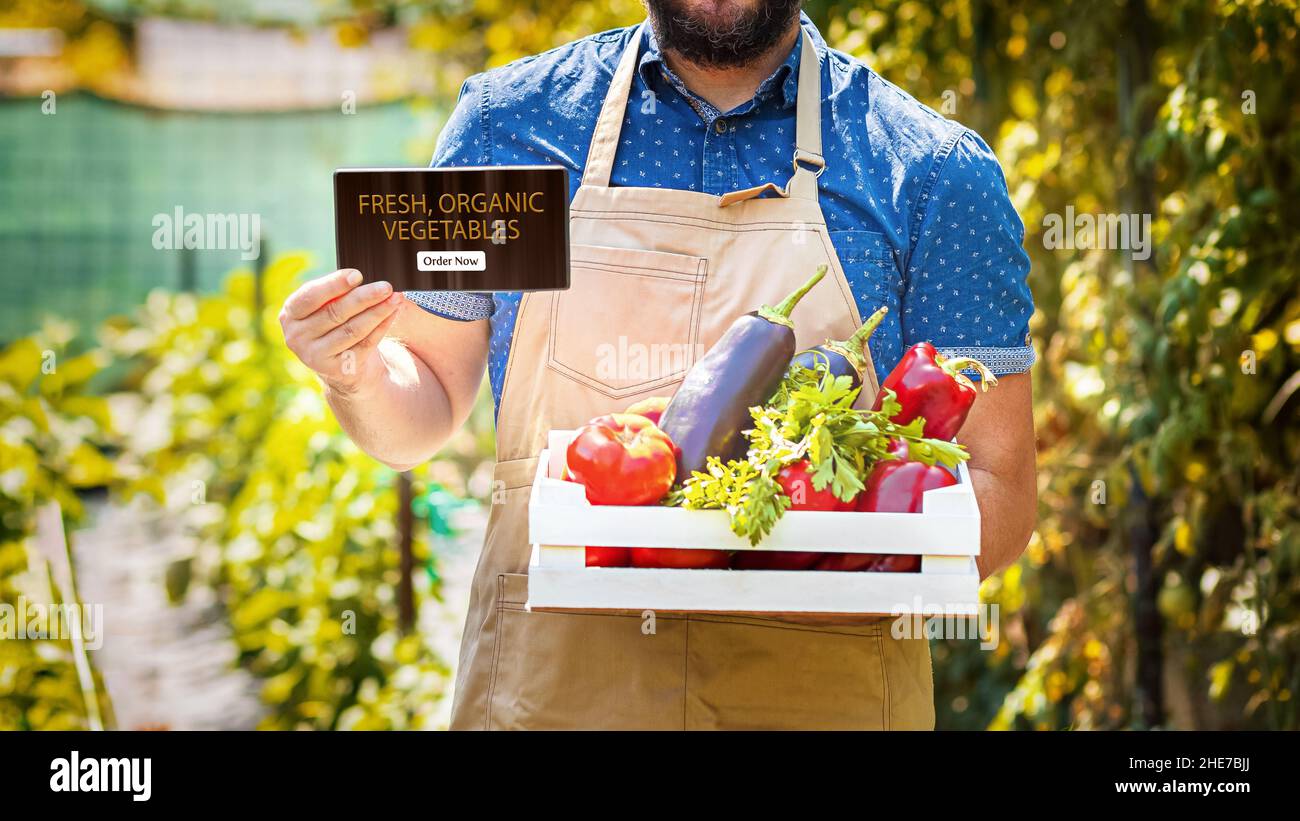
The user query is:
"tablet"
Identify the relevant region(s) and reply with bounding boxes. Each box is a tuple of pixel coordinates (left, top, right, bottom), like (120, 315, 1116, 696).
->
(334, 166, 570, 292)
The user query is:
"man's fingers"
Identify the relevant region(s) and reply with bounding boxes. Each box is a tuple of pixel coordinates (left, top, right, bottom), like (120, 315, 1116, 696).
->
(283, 269, 363, 320)
(355, 304, 401, 352)
(301, 280, 394, 338)
(316, 293, 403, 355)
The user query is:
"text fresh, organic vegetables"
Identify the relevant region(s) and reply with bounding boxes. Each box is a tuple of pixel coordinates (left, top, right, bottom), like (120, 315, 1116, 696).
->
(790, 306, 888, 393)
(565, 413, 677, 506)
(871, 342, 998, 441)
(657, 265, 827, 478)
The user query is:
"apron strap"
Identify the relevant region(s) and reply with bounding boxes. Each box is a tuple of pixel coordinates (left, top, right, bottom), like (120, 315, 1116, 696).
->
(583, 21, 825, 204)
(787, 27, 825, 201)
(720, 27, 824, 206)
(581, 22, 648, 190)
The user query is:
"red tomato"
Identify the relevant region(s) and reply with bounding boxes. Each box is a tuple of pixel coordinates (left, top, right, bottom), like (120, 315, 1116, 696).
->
(765, 460, 855, 570)
(566, 413, 677, 506)
(732, 550, 821, 570)
(812, 552, 877, 572)
(585, 546, 631, 567)
(630, 548, 730, 569)
(624, 395, 672, 426)
(813, 551, 921, 572)
(775, 460, 841, 510)
(870, 554, 921, 573)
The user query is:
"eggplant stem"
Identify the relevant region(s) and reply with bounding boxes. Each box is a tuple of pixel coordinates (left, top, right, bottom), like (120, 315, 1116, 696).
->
(845, 306, 889, 350)
(764, 265, 827, 323)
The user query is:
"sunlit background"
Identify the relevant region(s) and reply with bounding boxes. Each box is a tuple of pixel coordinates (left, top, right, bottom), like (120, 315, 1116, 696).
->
(1, 0, 1297, 730)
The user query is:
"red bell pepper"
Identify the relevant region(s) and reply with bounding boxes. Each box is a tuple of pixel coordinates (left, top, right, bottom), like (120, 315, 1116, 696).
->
(565, 413, 677, 506)
(585, 546, 631, 567)
(856, 454, 958, 514)
(814, 443, 956, 572)
(872, 342, 998, 441)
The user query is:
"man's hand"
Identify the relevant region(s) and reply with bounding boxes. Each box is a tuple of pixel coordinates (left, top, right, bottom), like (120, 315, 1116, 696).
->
(279, 269, 404, 397)
(957, 371, 1038, 579)
(277, 269, 489, 471)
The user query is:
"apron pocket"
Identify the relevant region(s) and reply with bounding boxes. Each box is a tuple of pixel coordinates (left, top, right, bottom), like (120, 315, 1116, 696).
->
(682, 616, 892, 730)
(487, 574, 689, 729)
(546, 244, 707, 399)
(830, 228, 898, 304)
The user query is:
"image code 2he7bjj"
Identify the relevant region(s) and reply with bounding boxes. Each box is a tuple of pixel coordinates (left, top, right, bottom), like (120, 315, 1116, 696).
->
(333, 166, 570, 293)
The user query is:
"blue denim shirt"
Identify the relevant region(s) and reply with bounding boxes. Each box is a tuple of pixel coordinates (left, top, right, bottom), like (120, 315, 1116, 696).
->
(409, 14, 1035, 410)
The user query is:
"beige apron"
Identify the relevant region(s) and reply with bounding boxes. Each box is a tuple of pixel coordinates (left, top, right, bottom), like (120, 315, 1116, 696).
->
(448, 24, 935, 730)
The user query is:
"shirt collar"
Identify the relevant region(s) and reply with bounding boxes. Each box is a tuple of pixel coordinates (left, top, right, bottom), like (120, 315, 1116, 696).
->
(637, 11, 819, 113)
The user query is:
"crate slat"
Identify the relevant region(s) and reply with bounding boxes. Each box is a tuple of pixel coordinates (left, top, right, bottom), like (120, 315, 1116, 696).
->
(528, 547, 979, 615)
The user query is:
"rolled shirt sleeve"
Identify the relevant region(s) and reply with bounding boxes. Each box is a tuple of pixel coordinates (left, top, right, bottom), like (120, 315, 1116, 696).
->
(902, 129, 1035, 379)
(406, 75, 496, 322)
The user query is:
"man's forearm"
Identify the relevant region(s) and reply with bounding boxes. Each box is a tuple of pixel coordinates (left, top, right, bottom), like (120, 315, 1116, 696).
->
(953, 371, 1038, 579)
(324, 339, 455, 471)
(971, 466, 1037, 579)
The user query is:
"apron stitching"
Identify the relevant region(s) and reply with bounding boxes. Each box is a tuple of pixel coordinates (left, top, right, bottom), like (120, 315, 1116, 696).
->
(547, 263, 703, 397)
(691, 260, 707, 361)
(572, 210, 828, 230)
(485, 575, 506, 730)
(571, 261, 706, 280)
(503, 606, 686, 621)
(498, 293, 532, 431)
(876, 629, 892, 731)
(546, 363, 690, 398)
(685, 614, 884, 637)
(572, 265, 705, 283)
(681, 616, 691, 731)
(566, 217, 864, 327)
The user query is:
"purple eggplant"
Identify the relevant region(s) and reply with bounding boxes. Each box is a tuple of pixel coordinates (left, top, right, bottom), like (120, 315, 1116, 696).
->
(658, 266, 827, 478)
(790, 306, 889, 391)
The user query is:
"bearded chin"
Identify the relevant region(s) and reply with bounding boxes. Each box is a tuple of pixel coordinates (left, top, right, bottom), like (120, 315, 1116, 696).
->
(645, 0, 804, 69)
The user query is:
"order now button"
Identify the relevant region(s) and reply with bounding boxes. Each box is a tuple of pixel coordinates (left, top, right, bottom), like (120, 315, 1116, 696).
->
(416, 250, 486, 272)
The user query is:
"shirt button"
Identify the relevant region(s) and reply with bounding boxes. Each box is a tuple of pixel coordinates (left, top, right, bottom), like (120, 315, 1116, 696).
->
(714, 118, 728, 134)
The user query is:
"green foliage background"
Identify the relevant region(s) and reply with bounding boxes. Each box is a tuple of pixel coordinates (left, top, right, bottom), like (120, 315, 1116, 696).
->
(2, 0, 1297, 729)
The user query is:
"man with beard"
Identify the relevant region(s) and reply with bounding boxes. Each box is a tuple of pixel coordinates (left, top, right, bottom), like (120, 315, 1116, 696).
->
(280, 0, 1037, 729)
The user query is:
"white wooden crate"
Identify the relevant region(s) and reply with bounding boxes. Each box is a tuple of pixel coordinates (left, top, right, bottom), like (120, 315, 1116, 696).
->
(527, 430, 981, 616)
